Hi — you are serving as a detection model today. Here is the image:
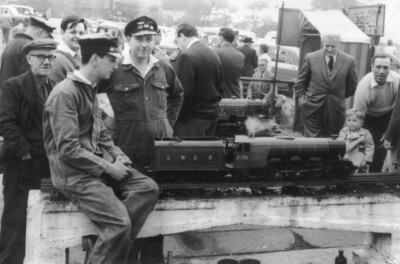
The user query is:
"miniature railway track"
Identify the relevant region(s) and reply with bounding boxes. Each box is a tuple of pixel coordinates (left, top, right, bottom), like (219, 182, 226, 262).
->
(157, 172, 400, 190)
(40, 173, 400, 194)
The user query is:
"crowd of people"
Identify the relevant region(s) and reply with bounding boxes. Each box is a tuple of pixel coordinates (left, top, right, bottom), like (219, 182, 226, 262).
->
(0, 12, 399, 264)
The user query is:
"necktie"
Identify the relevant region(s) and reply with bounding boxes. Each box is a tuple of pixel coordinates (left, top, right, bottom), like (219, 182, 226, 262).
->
(328, 56, 334, 72)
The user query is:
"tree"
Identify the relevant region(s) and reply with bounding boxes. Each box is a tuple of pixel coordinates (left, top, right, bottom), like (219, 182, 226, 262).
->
(311, 0, 361, 10)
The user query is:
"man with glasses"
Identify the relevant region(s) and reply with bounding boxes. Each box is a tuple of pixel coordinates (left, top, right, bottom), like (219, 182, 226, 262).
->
(50, 15, 88, 83)
(354, 54, 400, 172)
(0, 39, 57, 264)
(0, 16, 55, 87)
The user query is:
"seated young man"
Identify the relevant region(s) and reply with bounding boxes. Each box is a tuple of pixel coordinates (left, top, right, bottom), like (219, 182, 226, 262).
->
(43, 33, 159, 264)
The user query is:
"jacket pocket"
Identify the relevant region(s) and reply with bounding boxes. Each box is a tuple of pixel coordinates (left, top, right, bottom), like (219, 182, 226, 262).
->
(152, 81, 169, 108)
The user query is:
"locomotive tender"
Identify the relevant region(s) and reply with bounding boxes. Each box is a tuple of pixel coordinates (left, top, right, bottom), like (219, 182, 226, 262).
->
(149, 136, 353, 182)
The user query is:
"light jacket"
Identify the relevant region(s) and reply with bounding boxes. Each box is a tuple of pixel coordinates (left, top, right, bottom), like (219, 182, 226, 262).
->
(339, 127, 374, 167)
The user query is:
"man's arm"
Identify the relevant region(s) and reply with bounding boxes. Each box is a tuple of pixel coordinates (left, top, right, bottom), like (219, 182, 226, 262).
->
(293, 55, 312, 98)
(352, 76, 369, 112)
(0, 82, 31, 158)
(175, 53, 195, 121)
(385, 82, 400, 145)
(164, 63, 183, 127)
(47, 92, 111, 177)
(251, 50, 258, 69)
(345, 57, 358, 98)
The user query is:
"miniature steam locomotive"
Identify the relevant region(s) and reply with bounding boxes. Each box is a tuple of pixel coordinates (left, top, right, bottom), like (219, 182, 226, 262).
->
(148, 136, 353, 182)
(215, 98, 269, 137)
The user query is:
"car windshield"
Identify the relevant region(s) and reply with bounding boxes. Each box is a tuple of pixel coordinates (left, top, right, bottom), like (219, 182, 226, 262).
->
(15, 7, 32, 15)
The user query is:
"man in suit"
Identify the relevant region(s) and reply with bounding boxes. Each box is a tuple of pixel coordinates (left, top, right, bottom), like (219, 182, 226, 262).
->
(0, 17, 55, 87)
(0, 39, 57, 264)
(214, 27, 244, 98)
(294, 33, 358, 137)
(237, 37, 258, 77)
(173, 23, 223, 137)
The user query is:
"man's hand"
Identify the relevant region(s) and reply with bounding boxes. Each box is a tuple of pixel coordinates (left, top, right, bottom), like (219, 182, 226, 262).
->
(104, 160, 131, 181)
(384, 139, 392, 150)
(116, 154, 132, 166)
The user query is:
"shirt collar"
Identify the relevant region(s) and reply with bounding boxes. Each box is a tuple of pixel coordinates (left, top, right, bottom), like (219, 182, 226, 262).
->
(122, 53, 159, 77)
(325, 53, 338, 64)
(57, 41, 78, 57)
(370, 70, 396, 88)
(73, 70, 94, 87)
(187, 38, 200, 50)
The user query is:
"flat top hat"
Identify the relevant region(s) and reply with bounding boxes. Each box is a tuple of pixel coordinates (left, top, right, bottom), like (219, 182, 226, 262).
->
(29, 16, 56, 38)
(124, 15, 158, 37)
(242, 37, 254, 43)
(22, 39, 58, 55)
(78, 33, 122, 59)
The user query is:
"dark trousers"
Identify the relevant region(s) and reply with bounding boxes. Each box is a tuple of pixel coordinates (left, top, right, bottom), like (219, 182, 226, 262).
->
(303, 103, 332, 138)
(364, 111, 392, 172)
(0, 158, 49, 264)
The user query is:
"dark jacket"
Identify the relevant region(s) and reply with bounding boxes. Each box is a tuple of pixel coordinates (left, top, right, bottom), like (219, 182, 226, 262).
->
(172, 41, 223, 122)
(237, 44, 258, 77)
(0, 33, 33, 87)
(100, 56, 183, 170)
(0, 70, 55, 159)
(214, 43, 245, 98)
(294, 49, 358, 135)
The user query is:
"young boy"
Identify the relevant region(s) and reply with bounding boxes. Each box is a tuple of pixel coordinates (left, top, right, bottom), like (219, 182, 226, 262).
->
(339, 109, 374, 172)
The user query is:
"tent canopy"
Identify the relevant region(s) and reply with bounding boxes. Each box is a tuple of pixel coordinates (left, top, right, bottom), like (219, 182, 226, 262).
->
(300, 10, 370, 44)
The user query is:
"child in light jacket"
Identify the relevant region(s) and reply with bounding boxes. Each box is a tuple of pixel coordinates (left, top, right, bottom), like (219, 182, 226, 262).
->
(339, 109, 374, 172)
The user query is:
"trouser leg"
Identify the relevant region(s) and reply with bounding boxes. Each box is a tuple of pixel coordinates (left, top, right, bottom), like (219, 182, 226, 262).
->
(116, 169, 159, 239)
(364, 112, 392, 172)
(61, 177, 132, 264)
(0, 166, 28, 264)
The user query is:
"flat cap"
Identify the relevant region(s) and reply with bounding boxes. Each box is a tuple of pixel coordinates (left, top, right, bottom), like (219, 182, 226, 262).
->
(125, 15, 158, 37)
(22, 39, 58, 55)
(78, 33, 122, 59)
(29, 16, 56, 38)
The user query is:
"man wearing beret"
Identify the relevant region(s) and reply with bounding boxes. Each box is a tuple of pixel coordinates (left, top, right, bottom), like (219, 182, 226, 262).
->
(43, 33, 159, 264)
(50, 15, 88, 84)
(172, 22, 223, 137)
(0, 16, 55, 87)
(99, 15, 183, 264)
(0, 39, 57, 264)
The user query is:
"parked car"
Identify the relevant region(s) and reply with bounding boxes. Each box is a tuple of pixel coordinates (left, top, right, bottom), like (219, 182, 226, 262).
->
(0, 4, 39, 29)
(253, 41, 299, 97)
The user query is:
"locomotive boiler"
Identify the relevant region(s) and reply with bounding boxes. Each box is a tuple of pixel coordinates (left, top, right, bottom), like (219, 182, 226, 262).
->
(148, 136, 353, 182)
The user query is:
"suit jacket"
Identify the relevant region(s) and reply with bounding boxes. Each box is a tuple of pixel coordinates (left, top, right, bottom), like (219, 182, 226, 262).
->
(237, 45, 258, 77)
(0, 33, 33, 87)
(294, 49, 358, 133)
(214, 43, 245, 98)
(173, 41, 223, 122)
(0, 70, 55, 159)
